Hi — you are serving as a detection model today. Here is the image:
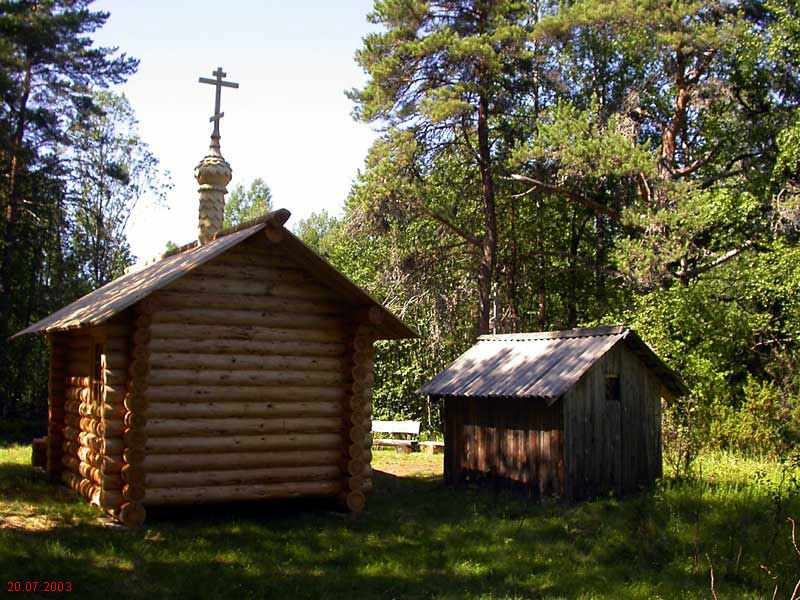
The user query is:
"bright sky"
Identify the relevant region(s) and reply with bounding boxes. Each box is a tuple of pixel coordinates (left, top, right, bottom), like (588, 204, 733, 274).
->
(91, 0, 380, 261)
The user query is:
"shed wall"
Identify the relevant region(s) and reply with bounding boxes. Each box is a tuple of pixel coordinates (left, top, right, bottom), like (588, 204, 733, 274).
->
(562, 342, 662, 502)
(139, 238, 372, 506)
(443, 396, 564, 497)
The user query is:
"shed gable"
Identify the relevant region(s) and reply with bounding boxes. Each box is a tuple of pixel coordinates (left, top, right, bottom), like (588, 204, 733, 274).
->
(562, 342, 663, 500)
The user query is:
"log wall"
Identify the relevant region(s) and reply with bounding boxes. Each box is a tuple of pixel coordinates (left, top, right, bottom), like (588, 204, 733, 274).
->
(338, 324, 375, 512)
(442, 396, 564, 498)
(46, 333, 67, 477)
(562, 342, 662, 502)
(58, 325, 128, 520)
(118, 307, 147, 526)
(140, 240, 372, 507)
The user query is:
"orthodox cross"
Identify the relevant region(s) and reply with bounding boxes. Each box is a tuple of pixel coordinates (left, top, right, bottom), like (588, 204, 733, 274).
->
(199, 67, 239, 146)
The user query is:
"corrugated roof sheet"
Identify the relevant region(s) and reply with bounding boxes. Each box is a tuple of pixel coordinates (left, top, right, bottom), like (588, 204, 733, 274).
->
(13, 209, 416, 340)
(417, 326, 687, 401)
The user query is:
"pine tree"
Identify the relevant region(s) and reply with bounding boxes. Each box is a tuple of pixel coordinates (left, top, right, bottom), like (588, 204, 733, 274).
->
(0, 0, 137, 416)
(349, 0, 541, 333)
(223, 178, 272, 228)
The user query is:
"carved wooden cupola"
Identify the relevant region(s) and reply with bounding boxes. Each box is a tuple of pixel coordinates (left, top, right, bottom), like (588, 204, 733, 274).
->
(195, 67, 238, 244)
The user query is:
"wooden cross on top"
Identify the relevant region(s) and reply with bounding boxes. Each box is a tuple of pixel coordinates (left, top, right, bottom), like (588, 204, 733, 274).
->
(199, 67, 239, 142)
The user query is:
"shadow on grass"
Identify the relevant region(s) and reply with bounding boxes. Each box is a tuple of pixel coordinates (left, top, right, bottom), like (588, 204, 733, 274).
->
(2, 461, 799, 599)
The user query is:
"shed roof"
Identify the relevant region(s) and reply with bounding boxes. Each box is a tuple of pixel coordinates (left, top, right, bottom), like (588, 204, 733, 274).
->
(14, 209, 416, 340)
(417, 325, 687, 401)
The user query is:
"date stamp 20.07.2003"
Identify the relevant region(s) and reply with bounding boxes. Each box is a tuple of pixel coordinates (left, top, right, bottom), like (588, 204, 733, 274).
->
(8, 581, 72, 592)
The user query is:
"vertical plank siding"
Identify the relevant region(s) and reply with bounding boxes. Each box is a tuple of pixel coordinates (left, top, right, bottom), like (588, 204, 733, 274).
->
(444, 340, 663, 504)
(563, 343, 663, 502)
(444, 396, 564, 498)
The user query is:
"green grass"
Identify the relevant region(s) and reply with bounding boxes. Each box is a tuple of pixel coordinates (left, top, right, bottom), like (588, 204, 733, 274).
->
(1, 446, 799, 599)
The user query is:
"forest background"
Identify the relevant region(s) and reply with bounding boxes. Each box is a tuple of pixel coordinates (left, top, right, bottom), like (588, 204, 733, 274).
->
(1, 0, 800, 463)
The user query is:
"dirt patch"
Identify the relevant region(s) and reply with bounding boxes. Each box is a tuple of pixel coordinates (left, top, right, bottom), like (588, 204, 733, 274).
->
(0, 506, 60, 532)
(371, 449, 444, 478)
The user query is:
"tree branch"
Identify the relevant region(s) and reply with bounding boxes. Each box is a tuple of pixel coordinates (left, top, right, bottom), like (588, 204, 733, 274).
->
(508, 173, 623, 222)
(420, 205, 481, 247)
(637, 172, 653, 204)
(672, 144, 720, 178)
(673, 240, 755, 281)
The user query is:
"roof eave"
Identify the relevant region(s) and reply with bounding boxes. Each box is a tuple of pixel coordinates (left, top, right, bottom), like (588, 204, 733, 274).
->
(422, 391, 557, 403)
(620, 330, 689, 397)
(13, 209, 417, 341)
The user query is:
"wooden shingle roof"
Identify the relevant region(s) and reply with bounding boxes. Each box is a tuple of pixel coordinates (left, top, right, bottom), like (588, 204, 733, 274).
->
(417, 325, 687, 401)
(14, 209, 416, 340)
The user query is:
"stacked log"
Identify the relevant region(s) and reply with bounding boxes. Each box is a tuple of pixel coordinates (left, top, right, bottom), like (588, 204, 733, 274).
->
(138, 243, 352, 507)
(117, 305, 149, 527)
(340, 321, 377, 513)
(61, 470, 122, 510)
(58, 331, 125, 520)
(46, 334, 67, 478)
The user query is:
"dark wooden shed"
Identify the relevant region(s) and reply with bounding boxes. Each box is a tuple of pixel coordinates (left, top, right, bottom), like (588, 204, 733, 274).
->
(418, 326, 687, 502)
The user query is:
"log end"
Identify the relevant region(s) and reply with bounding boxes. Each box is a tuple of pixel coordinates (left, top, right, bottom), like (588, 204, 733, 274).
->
(121, 464, 145, 487)
(339, 490, 365, 513)
(119, 502, 146, 528)
(122, 447, 146, 466)
(122, 483, 146, 503)
(264, 226, 284, 243)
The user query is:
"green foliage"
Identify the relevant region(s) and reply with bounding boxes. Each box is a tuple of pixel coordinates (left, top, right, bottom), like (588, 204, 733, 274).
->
(350, 0, 545, 333)
(292, 210, 340, 259)
(662, 396, 702, 480)
(707, 378, 795, 456)
(223, 177, 272, 228)
(514, 99, 656, 178)
(613, 241, 800, 455)
(66, 90, 170, 287)
(340, 0, 800, 455)
(0, 0, 138, 418)
(351, 0, 535, 126)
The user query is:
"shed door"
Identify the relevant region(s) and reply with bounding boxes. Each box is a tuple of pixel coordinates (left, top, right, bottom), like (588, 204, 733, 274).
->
(604, 375, 623, 495)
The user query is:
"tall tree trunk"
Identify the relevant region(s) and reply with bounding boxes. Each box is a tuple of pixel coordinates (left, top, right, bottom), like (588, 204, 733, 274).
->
(536, 189, 546, 330)
(567, 214, 579, 328)
(509, 196, 519, 332)
(659, 51, 688, 182)
(595, 214, 608, 314)
(476, 90, 497, 335)
(0, 63, 32, 417)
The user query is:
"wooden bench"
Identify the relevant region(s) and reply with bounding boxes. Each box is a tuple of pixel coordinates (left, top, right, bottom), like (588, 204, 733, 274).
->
(371, 420, 420, 453)
(419, 441, 444, 455)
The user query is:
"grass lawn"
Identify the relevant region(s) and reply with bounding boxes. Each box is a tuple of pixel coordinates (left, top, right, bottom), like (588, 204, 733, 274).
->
(1, 445, 799, 599)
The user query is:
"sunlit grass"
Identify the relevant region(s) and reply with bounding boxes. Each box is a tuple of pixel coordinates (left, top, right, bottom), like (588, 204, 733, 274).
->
(0, 444, 798, 599)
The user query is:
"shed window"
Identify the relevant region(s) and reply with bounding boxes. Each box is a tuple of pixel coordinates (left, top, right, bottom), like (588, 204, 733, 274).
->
(605, 375, 621, 402)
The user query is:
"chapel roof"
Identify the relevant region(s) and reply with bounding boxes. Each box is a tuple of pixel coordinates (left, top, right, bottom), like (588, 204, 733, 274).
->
(14, 209, 416, 340)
